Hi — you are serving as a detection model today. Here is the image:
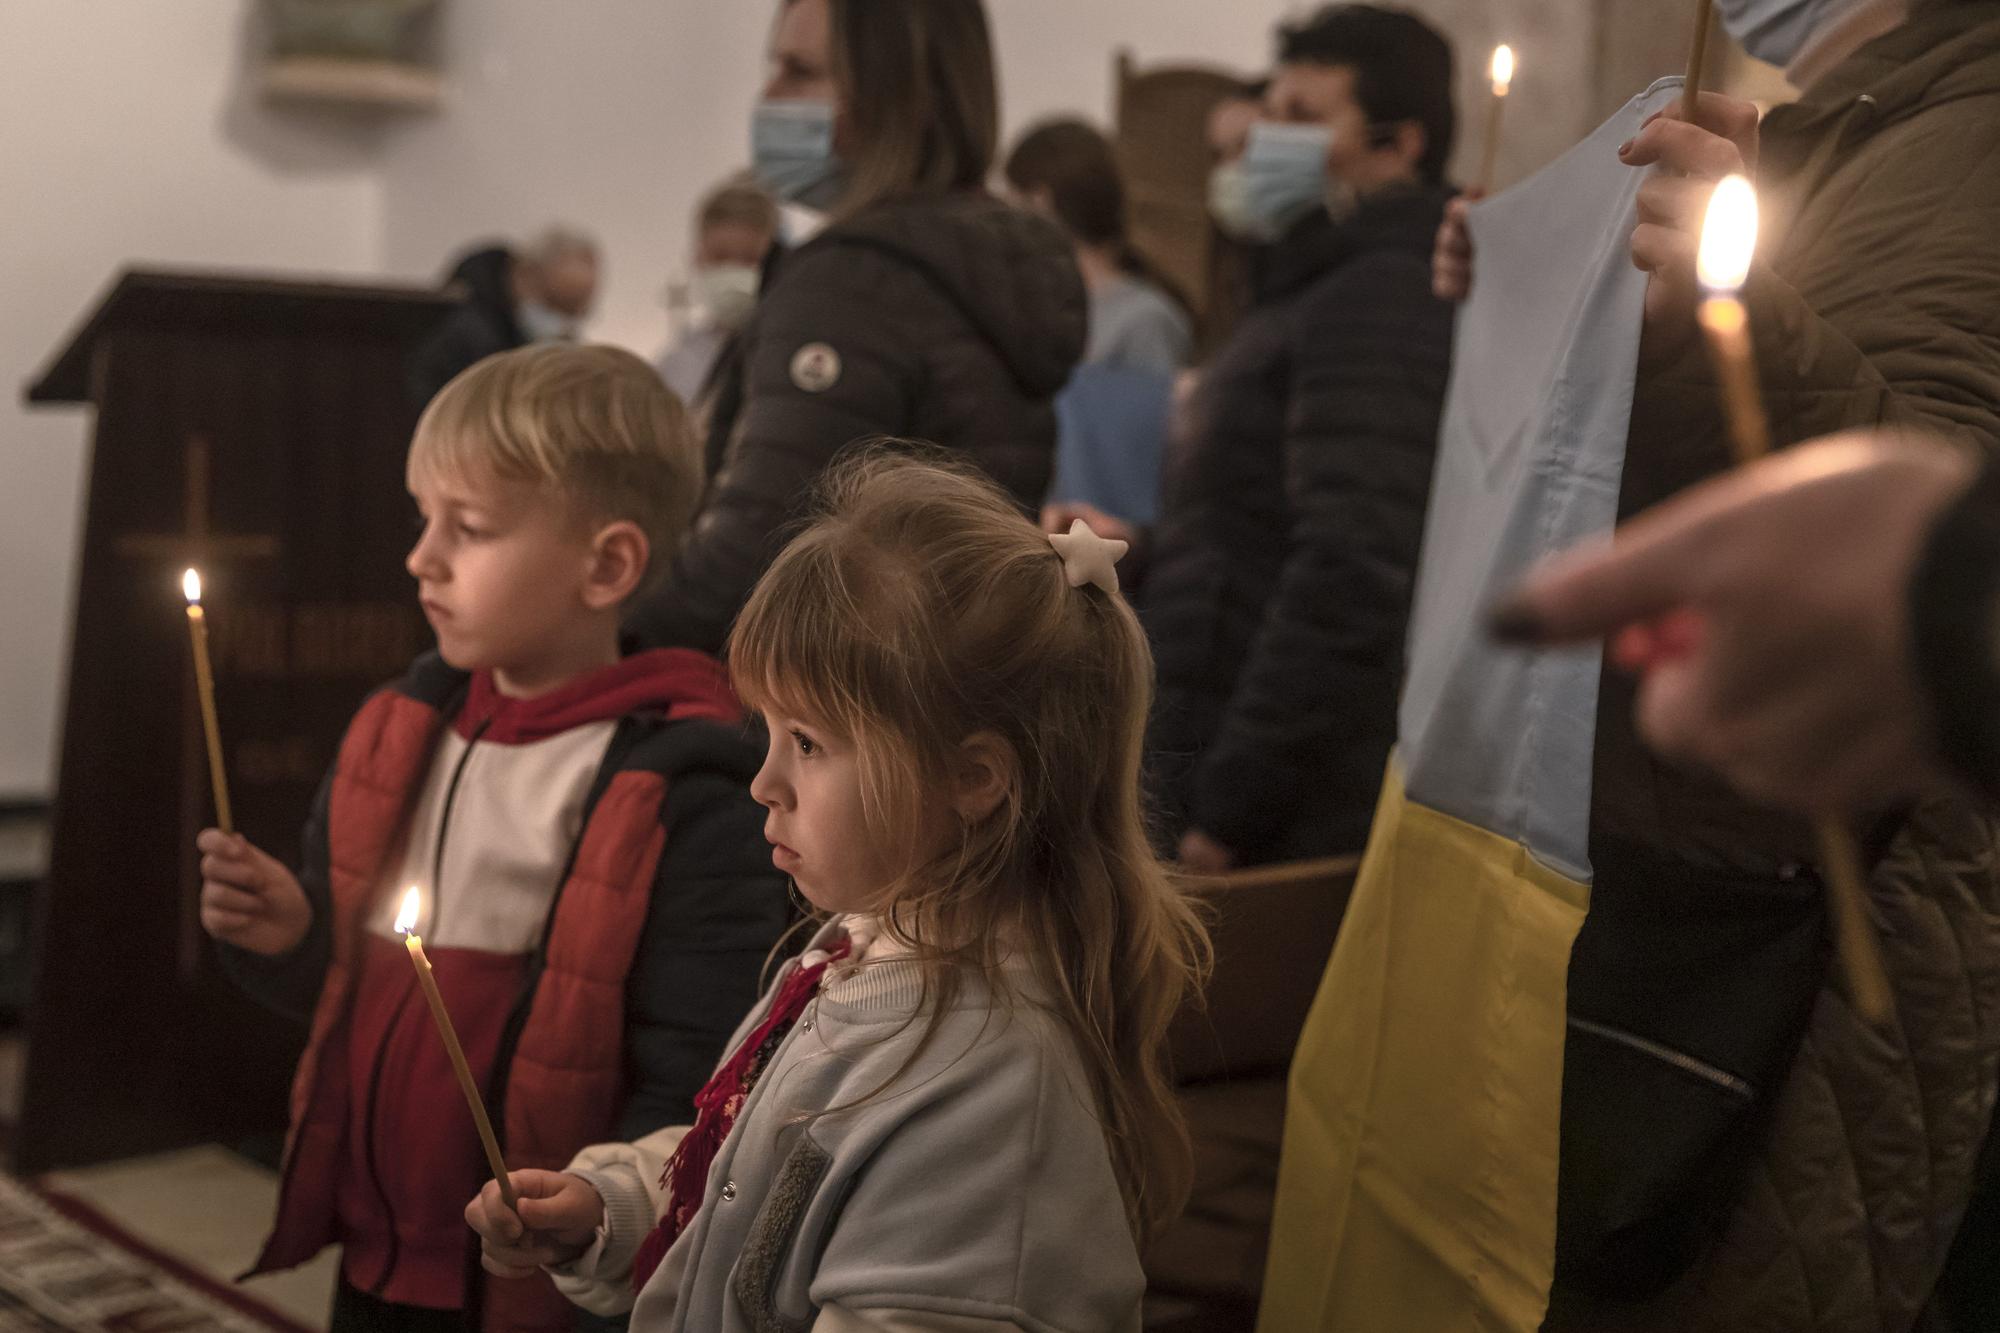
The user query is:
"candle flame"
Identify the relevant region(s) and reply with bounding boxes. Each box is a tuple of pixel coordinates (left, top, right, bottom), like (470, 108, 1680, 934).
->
(182, 568, 203, 605)
(395, 886, 421, 935)
(1490, 44, 1515, 95)
(1697, 174, 1759, 295)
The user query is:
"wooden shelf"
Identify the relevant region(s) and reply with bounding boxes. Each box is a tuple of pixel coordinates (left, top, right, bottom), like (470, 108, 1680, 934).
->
(260, 56, 443, 112)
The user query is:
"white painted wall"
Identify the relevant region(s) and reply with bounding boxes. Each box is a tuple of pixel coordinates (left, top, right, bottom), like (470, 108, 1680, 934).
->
(377, 0, 1671, 358)
(2, 0, 1693, 800)
(0, 1, 385, 801)
(377, 1, 773, 353)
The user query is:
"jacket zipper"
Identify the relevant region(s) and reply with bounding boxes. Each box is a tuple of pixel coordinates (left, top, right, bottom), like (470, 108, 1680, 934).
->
(462, 717, 640, 1328)
(360, 715, 490, 1297)
(1566, 1016, 1755, 1100)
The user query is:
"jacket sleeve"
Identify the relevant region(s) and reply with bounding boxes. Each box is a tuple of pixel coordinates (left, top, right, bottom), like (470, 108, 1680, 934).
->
(813, 1309, 1028, 1332)
(626, 247, 925, 653)
(616, 761, 795, 1142)
(549, 1126, 687, 1316)
(1911, 448, 2000, 798)
(215, 767, 335, 1024)
(1187, 255, 1451, 854)
(1629, 143, 2000, 511)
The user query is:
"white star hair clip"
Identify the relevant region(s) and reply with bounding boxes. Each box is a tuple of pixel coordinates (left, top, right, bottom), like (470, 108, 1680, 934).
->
(1048, 518, 1130, 596)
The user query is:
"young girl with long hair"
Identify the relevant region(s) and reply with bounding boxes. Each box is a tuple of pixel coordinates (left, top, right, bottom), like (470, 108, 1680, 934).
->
(465, 451, 1207, 1330)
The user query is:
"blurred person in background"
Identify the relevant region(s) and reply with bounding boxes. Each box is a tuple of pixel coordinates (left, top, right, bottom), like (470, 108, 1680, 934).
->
(408, 226, 601, 406)
(657, 180, 778, 405)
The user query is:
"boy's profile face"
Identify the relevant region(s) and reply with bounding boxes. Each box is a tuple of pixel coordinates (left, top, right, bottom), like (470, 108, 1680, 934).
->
(406, 455, 609, 694)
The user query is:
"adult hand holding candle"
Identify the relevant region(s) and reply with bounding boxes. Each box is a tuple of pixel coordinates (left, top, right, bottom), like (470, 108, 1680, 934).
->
(396, 886, 519, 1211)
(1694, 176, 1772, 463)
(1681, 175, 1894, 1026)
(182, 568, 233, 834)
(1684, 0, 1716, 111)
(1494, 176, 1898, 1027)
(1619, 86, 1761, 341)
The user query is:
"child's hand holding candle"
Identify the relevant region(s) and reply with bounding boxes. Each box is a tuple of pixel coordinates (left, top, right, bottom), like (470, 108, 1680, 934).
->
(196, 829, 312, 956)
(464, 1170, 604, 1279)
(396, 887, 519, 1211)
(182, 568, 234, 834)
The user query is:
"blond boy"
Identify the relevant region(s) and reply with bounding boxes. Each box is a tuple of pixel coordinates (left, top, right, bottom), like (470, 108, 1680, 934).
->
(196, 345, 792, 1333)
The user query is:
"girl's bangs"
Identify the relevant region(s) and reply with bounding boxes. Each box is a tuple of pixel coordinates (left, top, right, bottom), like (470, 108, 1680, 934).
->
(729, 540, 878, 743)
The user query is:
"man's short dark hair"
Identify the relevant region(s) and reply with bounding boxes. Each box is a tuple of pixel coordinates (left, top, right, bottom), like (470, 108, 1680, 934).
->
(1277, 4, 1457, 184)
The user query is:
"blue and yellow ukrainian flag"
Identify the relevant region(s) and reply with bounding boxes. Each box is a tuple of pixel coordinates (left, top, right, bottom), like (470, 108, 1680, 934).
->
(1259, 78, 1686, 1333)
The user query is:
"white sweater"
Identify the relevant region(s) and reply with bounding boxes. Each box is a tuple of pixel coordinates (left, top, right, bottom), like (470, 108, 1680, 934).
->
(551, 917, 1144, 1333)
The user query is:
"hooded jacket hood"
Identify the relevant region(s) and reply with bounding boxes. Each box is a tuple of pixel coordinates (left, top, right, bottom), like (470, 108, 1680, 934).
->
(454, 648, 741, 744)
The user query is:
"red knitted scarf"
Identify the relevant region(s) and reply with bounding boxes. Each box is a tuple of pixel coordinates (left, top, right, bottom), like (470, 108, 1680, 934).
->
(630, 937, 852, 1291)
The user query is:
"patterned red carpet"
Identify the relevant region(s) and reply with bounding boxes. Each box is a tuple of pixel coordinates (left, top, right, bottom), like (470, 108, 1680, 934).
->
(0, 1173, 309, 1332)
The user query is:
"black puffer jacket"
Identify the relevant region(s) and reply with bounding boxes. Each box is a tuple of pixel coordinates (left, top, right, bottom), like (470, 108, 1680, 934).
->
(407, 245, 523, 408)
(628, 192, 1086, 654)
(1145, 184, 1455, 864)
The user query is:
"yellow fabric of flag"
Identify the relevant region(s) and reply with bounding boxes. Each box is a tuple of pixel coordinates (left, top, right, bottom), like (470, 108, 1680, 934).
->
(1259, 759, 1589, 1332)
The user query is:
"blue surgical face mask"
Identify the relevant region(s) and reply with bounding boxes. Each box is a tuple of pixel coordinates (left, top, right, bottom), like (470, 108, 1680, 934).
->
(1713, 0, 1871, 68)
(751, 99, 845, 211)
(1209, 121, 1334, 243)
(517, 299, 578, 343)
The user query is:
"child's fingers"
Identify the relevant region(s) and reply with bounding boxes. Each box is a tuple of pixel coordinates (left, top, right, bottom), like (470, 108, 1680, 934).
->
(200, 882, 267, 918)
(200, 906, 259, 939)
(199, 850, 266, 891)
(194, 828, 244, 857)
(466, 1180, 526, 1242)
(480, 1249, 544, 1281)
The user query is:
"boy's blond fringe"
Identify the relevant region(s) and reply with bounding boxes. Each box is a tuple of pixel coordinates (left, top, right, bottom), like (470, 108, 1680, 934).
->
(408, 343, 702, 589)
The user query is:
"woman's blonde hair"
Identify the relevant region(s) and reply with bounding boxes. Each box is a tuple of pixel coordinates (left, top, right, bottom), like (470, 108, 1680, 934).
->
(797, 0, 998, 218)
(729, 448, 1210, 1241)
(408, 343, 701, 594)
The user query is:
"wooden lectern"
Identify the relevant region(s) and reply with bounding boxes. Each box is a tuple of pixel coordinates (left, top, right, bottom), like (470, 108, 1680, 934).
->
(17, 270, 454, 1172)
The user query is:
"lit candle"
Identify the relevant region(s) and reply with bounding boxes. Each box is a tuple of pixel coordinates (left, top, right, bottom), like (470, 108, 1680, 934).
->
(1694, 176, 1771, 465)
(396, 886, 518, 1209)
(1694, 177, 1894, 1025)
(1478, 43, 1515, 193)
(182, 569, 233, 835)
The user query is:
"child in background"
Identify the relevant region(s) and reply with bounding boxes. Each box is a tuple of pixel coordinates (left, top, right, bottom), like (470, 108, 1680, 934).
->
(465, 453, 1209, 1331)
(196, 344, 794, 1332)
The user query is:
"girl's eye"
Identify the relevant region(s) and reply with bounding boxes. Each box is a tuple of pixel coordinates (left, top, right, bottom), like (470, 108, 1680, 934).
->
(455, 521, 488, 540)
(791, 729, 819, 758)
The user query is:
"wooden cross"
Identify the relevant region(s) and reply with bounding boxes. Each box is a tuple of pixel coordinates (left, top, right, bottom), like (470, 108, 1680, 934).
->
(113, 435, 280, 572)
(114, 436, 279, 982)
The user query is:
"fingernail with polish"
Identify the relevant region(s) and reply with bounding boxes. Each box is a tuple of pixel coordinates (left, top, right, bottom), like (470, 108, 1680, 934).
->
(1617, 138, 1635, 157)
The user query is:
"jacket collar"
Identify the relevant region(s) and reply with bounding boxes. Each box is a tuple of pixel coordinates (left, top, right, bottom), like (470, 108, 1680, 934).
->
(455, 648, 741, 744)
(1768, 2, 2000, 148)
(1254, 180, 1454, 304)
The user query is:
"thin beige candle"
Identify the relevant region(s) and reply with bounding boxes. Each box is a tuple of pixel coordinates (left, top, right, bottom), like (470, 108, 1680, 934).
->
(1694, 177, 1893, 1026)
(1684, 0, 1716, 113)
(1479, 44, 1514, 193)
(181, 569, 233, 835)
(395, 887, 518, 1210)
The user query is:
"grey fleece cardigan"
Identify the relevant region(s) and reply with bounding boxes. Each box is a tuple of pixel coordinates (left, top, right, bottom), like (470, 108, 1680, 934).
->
(551, 916, 1145, 1332)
